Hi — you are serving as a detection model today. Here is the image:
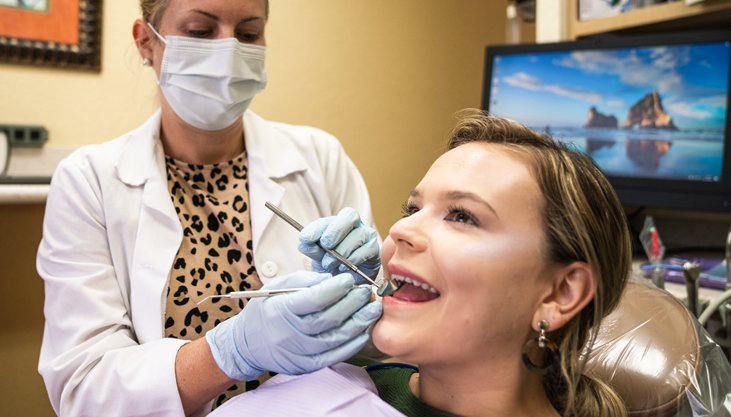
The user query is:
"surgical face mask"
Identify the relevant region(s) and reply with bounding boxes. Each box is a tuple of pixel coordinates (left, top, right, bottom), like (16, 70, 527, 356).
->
(148, 23, 267, 131)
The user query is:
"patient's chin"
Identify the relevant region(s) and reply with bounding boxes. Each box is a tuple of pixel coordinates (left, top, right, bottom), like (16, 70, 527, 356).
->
(371, 320, 397, 357)
(371, 318, 412, 360)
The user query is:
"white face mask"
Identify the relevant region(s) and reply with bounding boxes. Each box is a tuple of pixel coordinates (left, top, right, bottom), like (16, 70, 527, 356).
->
(148, 23, 267, 131)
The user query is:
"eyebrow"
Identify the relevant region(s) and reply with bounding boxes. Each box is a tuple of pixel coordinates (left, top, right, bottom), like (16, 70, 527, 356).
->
(190, 9, 264, 25)
(409, 190, 499, 219)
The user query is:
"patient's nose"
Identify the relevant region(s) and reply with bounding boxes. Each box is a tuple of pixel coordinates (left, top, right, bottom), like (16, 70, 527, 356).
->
(389, 215, 427, 252)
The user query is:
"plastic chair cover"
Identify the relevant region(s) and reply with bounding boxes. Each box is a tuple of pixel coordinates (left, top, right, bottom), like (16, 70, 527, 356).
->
(585, 281, 731, 416)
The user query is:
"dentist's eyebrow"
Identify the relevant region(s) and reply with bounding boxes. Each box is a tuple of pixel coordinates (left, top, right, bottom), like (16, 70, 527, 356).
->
(408, 190, 499, 219)
(191, 10, 263, 25)
(191, 9, 219, 21)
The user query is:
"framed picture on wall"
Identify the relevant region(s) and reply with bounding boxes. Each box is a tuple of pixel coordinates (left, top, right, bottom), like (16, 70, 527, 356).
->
(0, 0, 102, 72)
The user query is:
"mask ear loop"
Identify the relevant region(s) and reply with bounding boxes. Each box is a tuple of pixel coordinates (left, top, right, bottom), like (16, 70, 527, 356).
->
(144, 22, 168, 79)
(147, 22, 168, 45)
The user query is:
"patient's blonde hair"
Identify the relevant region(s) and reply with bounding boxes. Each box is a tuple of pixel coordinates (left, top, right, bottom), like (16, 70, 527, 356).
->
(447, 110, 631, 417)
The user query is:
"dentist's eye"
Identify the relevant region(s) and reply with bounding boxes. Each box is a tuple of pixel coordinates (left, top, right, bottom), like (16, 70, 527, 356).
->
(187, 29, 212, 38)
(445, 205, 477, 226)
(401, 201, 419, 218)
(237, 32, 261, 42)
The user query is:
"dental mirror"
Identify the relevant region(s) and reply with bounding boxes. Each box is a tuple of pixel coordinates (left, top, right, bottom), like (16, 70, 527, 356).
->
(377, 280, 399, 297)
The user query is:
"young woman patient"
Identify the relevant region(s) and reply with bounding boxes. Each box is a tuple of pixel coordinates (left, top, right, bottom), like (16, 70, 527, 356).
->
(211, 110, 632, 417)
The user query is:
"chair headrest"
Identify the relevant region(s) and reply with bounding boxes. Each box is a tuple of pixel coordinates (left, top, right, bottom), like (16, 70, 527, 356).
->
(584, 281, 701, 417)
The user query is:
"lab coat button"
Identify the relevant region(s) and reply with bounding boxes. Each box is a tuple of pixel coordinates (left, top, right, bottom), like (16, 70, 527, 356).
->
(261, 261, 279, 278)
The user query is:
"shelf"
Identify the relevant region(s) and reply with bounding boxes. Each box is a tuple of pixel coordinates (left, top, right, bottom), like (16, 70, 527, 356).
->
(568, 0, 731, 39)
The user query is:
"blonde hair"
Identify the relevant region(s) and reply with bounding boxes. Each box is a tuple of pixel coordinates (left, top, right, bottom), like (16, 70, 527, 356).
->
(447, 110, 631, 417)
(141, 0, 270, 29)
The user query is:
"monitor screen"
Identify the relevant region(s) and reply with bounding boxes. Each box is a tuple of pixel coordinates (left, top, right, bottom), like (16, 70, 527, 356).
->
(483, 32, 731, 211)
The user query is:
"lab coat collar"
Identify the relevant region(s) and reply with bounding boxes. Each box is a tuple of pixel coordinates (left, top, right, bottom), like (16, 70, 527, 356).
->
(243, 111, 306, 251)
(115, 110, 308, 185)
(115, 109, 163, 187)
(243, 111, 308, 179)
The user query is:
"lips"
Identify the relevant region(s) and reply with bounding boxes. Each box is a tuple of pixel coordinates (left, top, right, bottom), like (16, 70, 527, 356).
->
(389, 274, 441, 302)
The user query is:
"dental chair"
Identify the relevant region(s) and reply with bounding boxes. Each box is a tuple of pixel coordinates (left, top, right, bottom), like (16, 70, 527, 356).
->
(585, 281, 731, 417)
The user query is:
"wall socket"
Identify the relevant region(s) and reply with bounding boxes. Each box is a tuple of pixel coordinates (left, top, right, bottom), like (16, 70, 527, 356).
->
(0, 124, 48, 147)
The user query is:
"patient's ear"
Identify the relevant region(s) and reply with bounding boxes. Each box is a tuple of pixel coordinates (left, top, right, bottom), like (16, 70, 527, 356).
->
(533, 262, 595, 332)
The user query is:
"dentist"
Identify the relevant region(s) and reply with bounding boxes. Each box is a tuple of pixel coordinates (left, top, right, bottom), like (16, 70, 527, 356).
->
(37, 1, 382, 416)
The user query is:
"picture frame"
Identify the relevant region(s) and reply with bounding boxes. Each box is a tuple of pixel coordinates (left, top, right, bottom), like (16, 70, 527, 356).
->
(0, 0, 103, 72)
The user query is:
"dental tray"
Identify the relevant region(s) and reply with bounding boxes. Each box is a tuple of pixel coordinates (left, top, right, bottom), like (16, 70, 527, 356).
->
(641, 257, 728, 290)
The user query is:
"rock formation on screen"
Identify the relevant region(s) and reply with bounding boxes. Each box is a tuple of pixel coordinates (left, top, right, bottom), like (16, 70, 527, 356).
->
(585, 107, 618, 128)
(622, 91, 677, 130)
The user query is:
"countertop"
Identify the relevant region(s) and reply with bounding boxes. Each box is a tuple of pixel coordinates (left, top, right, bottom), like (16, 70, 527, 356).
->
(0, 184, 50, 204)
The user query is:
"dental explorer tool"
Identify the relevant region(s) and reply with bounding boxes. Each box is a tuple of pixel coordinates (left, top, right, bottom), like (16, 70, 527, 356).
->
(264, 202, 400, 297)
(197, 288, 308, 305)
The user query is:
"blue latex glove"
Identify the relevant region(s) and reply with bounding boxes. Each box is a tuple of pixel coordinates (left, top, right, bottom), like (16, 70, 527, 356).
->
(298, 207, 381, 285)
(206, 271, 383, 381)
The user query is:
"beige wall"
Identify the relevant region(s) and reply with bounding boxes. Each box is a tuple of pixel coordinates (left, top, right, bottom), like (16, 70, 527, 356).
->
(0, 1, 505, 415)
(259, 0, 505, 230)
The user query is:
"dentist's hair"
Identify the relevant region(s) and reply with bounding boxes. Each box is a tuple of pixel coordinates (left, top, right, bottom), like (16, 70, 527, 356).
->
(141, 0, 270, 29)
(447, 109, 630, 417)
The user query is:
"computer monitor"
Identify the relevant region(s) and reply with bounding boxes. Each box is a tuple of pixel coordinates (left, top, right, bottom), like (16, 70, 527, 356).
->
(482, 31, 731, 212)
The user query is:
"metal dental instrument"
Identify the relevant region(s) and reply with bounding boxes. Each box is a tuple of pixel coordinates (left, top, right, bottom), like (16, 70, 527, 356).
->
(197, 288, 308, 305)
(264, 202, 400, 297)
(376, 280, 399, 297)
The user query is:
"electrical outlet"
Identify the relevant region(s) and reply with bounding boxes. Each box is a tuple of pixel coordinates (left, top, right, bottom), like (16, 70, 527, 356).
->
(0, 124, 48, 147)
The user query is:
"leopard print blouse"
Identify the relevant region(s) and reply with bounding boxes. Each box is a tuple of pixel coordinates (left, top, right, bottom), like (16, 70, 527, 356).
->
(164, 152, 272, 408)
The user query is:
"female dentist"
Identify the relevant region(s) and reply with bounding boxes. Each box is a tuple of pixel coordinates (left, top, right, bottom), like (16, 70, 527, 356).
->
(37, 0, 382, 416)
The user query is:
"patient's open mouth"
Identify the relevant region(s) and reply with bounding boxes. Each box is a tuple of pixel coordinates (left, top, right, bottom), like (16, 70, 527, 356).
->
(390, 274, 440, 302)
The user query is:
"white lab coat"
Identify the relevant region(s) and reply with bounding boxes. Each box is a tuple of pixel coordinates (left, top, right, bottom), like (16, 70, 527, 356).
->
(37, 110, 378, 417)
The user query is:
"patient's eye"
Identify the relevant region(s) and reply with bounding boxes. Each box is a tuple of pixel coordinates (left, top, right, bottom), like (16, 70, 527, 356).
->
(445, 205, 477, 226)
(401, 201, 419, 218)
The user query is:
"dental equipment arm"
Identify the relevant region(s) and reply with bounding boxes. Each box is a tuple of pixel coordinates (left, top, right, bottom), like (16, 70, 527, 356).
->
(683, 262, 701, 317)
(640, 263, 701, 318)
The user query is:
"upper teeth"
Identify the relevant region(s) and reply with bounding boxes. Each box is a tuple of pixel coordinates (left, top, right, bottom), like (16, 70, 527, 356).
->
(392, 274, 439, 294)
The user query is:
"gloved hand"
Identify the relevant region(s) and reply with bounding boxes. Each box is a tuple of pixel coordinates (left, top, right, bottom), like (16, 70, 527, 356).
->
(298, 207, 381, 285)
(206, 271, 383, 381)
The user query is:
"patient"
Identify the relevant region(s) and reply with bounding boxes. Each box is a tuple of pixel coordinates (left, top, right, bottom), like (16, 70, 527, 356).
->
(212, 110, 632, 417)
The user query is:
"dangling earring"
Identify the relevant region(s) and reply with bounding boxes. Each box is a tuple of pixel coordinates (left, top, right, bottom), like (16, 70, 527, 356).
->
(521, 319, 560, 375)
(142, 58, 151, 67)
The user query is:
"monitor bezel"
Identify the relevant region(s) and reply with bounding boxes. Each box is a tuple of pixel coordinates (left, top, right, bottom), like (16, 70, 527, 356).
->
(482, 31, 731, 211)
